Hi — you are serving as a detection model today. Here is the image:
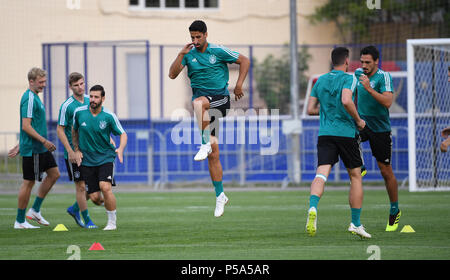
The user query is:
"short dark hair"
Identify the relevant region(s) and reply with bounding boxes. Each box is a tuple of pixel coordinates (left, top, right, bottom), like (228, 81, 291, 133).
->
(360, 45, 380, 61)
(90, 85, 105, 97)
(68, 72, 84, 85)
(331, 47, 349, 66)
(189, 20, 207, 33)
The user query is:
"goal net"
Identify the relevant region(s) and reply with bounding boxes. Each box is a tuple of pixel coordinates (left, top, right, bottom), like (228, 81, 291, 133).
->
(407, 39, 450, 191)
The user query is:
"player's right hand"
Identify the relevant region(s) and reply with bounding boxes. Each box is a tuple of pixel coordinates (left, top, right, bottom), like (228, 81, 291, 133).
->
(180, 43, 194, 55)
(356, 119, 366, 131)
(44, 140, 56, 152)
(72, 150, 83, 166)
(8, 144, 19, 158)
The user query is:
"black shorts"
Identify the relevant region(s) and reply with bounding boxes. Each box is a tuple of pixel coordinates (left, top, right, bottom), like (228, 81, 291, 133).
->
(317, 136, 363, 169)
(22, 151, 58, 181)
(358, 126, 392, 165)
(80, 162, 116, 194)
(65, 159, 83, 182)
(206, 95, 230, 137)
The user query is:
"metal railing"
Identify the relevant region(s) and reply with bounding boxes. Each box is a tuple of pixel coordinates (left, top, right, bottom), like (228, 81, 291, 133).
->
(1, 116, 410, 188)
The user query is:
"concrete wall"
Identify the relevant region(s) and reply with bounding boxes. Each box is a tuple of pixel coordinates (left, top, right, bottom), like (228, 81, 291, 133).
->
(0, 0, 340, 135)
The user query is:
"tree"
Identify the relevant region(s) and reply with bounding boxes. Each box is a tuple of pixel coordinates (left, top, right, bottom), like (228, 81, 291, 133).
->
(253, 46, 311, 115)
(309, 0, 449, 43)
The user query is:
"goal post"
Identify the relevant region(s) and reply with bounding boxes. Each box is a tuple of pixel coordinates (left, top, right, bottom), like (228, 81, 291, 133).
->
(407, 38, 450, 192)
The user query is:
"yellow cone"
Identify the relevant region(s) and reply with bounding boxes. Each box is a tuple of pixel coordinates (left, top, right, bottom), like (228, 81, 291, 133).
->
(400, 225, 415, 233)
(53, 224, 68, 231)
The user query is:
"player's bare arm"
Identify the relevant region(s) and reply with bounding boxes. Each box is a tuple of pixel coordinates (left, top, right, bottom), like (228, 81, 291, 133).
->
(57, 124, 77, 162)
(233, 54, 250, 101)
(307, 96, 320, 116)
(358, 74, 393, 108)
(341, 89, 366, 130)
(168, 43, 193, 79)
(115, 132, 128, 164)
(22, 117, 56, 152)
(71, 127, 83, 166)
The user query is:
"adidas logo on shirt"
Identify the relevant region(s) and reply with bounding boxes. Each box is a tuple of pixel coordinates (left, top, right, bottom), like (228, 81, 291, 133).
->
(81, 122, 87, 127)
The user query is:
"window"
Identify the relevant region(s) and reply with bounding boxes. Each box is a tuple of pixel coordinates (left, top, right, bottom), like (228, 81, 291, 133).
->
(185, 0, 199, 8)
(166, 0, 180, 8)
(129, 0, 219, 9)
(204, 0, 217, 8)
(146, 0, 160, 7)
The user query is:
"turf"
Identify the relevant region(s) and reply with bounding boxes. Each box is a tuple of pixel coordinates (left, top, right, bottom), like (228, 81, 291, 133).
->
(0, 189, 449, 260)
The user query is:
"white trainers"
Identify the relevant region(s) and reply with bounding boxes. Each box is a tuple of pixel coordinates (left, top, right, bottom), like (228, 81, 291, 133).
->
(103, 223, 117, 231)
(14, 220, 40, 229)
(194, 142, 212, 161)
(214, 192, 229, 217)
(26, 208, 50, 226)
(348, 223, 372, 239)
(306, 207, 317, 237)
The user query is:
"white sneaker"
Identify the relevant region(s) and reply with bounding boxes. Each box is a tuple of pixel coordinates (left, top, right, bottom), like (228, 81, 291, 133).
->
(194, 142, 212, 161)
(103, 223, 117, 231)
(348, 223, 372, 239)
(26, 208, 50, 226)
(14, 220, 40, 229)
(306, 207, 317, 237)
(214, 192, 229, 217)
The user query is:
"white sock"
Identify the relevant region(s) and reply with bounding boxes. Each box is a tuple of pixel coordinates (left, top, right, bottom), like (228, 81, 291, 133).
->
(106, 210, 116, 224)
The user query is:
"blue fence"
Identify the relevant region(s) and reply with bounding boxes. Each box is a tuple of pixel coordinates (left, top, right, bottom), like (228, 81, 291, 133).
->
(39, 40, 449, 186)
(47, 115, 412, 186)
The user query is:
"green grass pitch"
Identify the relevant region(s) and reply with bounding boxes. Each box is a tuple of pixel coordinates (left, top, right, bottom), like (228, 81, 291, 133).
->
(0, 188, 449, 260)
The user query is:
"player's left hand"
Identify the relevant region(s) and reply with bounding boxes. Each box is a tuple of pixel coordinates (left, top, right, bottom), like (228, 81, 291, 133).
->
(116, 148, 124, 163)
(359, 74, 371, 89)
(234, 85, 244, 101)
(440, 141, 448, 153)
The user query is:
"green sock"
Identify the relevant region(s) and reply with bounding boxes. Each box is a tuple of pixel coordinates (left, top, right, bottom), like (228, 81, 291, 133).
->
(81, 209, 91, 224)
(16, 208, 26, 223)
(390, 201, 399, 215)
(201, 129, 210, 145)
(32, 196, 44, 212)
(72, 202, 80, 213)
(212, 181, 223, 197)
(309, 195, 320, 209)
(351, 208, 362, 227)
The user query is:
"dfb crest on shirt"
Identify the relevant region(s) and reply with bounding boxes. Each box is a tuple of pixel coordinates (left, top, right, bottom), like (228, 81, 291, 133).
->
(99, 120, 107, 130)
(209, 54, 217, 64)
(370, 81, 376, 88)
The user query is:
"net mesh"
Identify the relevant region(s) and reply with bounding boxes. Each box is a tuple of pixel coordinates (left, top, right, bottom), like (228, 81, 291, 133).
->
(412, 43, 450, 189)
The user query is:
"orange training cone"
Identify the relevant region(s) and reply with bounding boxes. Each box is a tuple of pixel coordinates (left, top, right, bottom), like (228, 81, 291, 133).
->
(88, 242, 105, 251)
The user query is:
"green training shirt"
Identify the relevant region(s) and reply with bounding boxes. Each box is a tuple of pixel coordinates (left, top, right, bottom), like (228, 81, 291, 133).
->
(182, 43, 239, 100)
(355, 68, 393, 132)
(311, 70, 358, 138)
(57, 95, 89, 159)
(73, 105, 125, 167)
(19, 89, 47, 156)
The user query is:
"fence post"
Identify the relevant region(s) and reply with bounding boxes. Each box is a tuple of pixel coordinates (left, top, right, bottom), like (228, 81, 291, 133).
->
(239, 118, 246, 186)
(147, 145, 154, 188)
(248, 45, 253, 109)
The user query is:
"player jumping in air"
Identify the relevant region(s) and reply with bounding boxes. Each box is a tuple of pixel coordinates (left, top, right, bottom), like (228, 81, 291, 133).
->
(169, 20, 250, 217)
